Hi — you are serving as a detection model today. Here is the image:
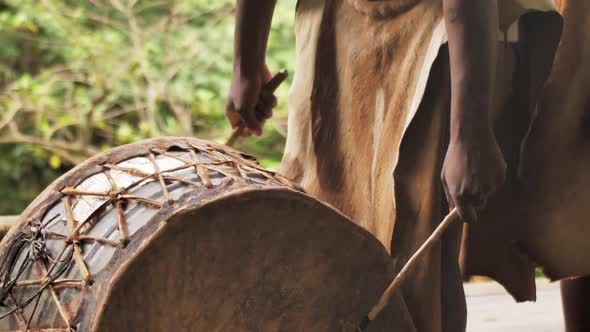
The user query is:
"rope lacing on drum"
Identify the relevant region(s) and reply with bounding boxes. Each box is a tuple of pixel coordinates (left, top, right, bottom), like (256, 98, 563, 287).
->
(0, 144, 299, 330)
(0, 218, 74, 329)
(0, 222, 48, 304)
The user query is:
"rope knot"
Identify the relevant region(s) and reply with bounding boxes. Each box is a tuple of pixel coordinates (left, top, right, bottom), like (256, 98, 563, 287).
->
(109, 188, 127, 201)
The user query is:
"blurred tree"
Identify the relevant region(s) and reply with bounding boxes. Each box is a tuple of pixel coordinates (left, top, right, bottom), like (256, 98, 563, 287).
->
(0, 0, 295, 214)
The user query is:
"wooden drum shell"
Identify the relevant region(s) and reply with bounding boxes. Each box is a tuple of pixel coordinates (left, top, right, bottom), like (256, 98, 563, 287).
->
(0, 138, 407, 331)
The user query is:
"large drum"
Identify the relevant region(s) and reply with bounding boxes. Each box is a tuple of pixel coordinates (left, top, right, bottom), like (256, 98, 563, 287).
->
(0, 137, 408, 331)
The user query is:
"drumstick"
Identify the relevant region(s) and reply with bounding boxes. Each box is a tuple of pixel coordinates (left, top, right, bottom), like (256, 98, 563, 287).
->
(357, 208, 460, 331)
(226, 70, 289, 147)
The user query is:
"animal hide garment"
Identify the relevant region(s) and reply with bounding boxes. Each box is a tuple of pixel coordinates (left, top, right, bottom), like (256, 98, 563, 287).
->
(282, 0, 563, 330)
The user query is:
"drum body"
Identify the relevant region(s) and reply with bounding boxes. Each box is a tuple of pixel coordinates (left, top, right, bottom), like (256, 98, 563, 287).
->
(0, 137, 405, 331)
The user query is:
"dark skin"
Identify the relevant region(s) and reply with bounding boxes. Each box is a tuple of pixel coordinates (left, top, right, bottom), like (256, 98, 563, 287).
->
(442, 0, 506, 223)
(227, 0, 506, 224)
(226, 0, 277, 137)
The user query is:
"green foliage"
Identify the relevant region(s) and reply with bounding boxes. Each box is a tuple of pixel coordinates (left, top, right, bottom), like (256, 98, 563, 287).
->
(0, 0, 295, 214)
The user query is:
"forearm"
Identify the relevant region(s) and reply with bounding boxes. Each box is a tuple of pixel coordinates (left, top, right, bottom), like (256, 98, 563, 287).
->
(443, 0, 498, 141)
(234, 0, 277, 76)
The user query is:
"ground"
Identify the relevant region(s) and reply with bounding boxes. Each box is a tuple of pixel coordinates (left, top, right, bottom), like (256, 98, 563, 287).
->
(466, 279, 563, 331)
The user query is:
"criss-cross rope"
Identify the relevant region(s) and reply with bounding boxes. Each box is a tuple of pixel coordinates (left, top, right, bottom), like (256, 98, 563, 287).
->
(0, 144, 293, 331)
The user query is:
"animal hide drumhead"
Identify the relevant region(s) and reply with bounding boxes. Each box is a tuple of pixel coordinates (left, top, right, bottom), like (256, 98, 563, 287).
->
(92, 189, 410, 331)
(0, 138, 412, 331)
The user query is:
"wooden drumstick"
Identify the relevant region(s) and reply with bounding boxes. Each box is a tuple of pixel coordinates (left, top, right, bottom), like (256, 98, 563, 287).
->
(357, 208, 460, 331)
(226, 69, 289, 147)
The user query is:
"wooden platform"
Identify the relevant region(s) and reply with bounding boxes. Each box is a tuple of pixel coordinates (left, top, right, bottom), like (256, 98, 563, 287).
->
(466, 280, 564, 331)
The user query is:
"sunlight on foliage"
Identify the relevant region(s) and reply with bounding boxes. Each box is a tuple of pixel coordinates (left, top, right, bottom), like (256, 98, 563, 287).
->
(0, 0, 296, 213)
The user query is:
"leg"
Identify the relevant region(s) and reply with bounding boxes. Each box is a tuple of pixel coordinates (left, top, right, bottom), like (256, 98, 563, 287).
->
(392, 46, 466, 332)
(561, 276, 590, 332)
(441, 217, 466, 331)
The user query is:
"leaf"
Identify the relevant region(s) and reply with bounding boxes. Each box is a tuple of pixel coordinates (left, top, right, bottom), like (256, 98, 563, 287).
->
(115, 123, 135, 144)
(48, 154, 61, 170)
(0, 0, 296, 214)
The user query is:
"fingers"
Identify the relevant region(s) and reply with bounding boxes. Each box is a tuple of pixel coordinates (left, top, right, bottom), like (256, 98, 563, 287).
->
(226, 68, 286, 137)
(226, 101, 258, 135)
(245, 96, 277, 135)
(455, 195, 481, 224)
(255, 106, 273, 123)
(255, 92, 277, 121)
(225, 102, 242, 129)
(226, 95, 278, 136)
(241, 107, 263, 135)
(261, 91, 278, 109)
(441, 173, 488, 224)
(441, 176, 455, 210)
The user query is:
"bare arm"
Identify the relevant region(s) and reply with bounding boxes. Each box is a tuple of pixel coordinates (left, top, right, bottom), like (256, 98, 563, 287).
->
(227, 0, 278, 135)
(441, 0, 506, 223)
(444, 0, 498, 138)
(234, 0, 276, 78)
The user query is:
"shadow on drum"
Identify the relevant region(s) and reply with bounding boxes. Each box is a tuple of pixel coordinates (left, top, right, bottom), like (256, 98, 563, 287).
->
(0, 137, 412, 332)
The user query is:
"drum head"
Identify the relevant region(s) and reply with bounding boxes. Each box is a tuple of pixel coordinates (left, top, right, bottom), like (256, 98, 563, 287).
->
(89, 188, 414, 331)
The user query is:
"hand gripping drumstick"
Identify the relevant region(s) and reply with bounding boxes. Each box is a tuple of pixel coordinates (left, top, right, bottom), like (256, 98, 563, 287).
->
(357, 208, 460, 331)
(226, 70, 289, 147)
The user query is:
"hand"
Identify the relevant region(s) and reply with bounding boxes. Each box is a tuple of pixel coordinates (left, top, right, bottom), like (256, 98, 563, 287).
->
(226, 64, 277, 136)
(441, 131, 507, 223)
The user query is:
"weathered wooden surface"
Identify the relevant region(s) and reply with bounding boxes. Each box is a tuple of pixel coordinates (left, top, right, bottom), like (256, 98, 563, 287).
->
(0, 138, 415, 331)
(466, 280, 564, 331)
